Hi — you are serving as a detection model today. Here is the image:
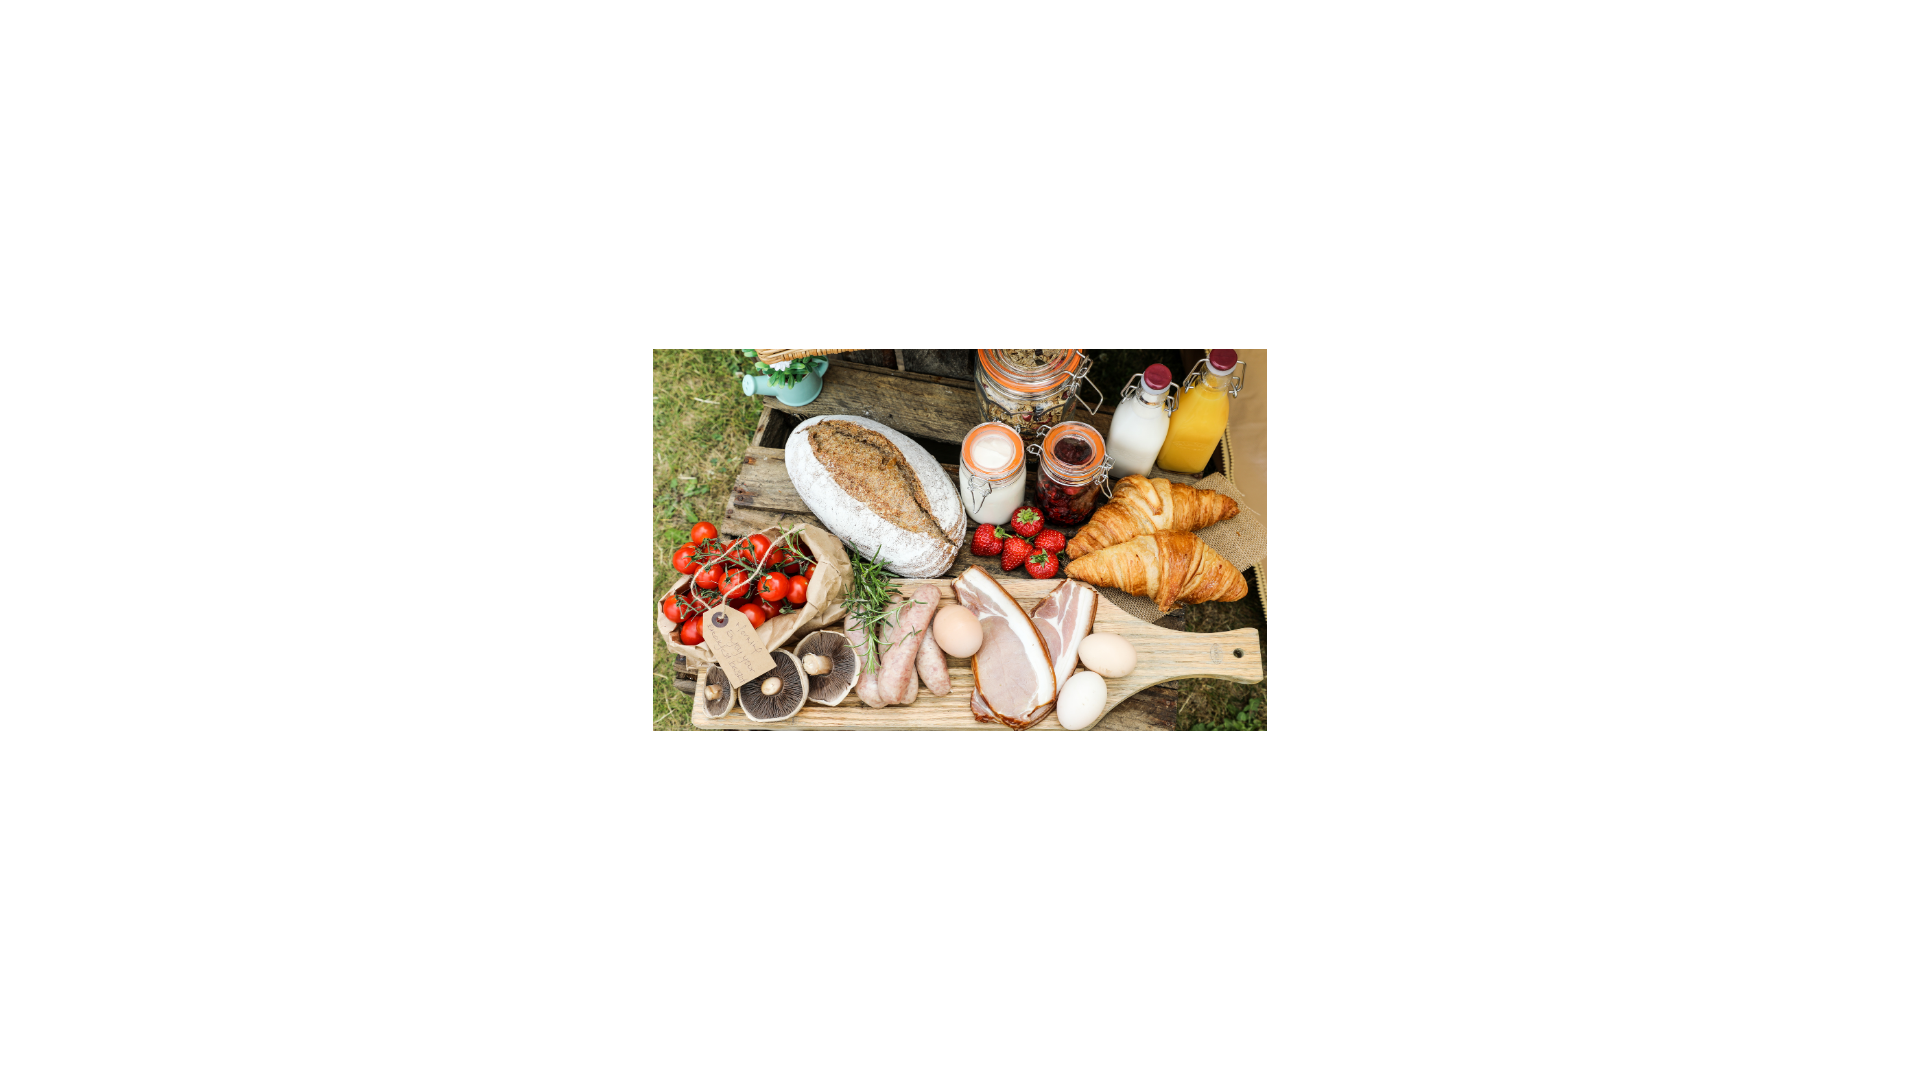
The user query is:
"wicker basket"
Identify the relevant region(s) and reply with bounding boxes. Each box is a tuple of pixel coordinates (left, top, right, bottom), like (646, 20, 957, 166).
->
(753, 349, 867, 365)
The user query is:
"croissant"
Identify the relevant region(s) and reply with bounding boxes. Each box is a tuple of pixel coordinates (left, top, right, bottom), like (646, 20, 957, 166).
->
(1063, 531, 1247, 612)
(1064, 475, 1240, 558)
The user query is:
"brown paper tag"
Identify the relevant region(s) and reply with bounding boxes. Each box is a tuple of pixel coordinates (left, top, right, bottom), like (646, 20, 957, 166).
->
(703, 607, 779, 687)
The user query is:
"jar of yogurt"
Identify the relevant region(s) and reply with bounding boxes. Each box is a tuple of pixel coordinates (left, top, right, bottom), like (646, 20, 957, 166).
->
(959, 421, 1028, 526)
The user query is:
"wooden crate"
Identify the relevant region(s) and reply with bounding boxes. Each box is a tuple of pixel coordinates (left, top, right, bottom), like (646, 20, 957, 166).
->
(672, 359, 1233, 729)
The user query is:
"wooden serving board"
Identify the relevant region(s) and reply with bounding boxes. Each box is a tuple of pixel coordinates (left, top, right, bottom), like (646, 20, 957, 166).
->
(689, 578, 1263, 730)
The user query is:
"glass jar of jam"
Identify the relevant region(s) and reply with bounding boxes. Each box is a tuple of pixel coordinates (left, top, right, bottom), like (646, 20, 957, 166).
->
(1033, 421, 1110, 526)
(973, 349, 1102, 437)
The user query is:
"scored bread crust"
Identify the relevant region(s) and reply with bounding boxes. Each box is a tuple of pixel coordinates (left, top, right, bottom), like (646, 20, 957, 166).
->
(785, 415, 962, 578)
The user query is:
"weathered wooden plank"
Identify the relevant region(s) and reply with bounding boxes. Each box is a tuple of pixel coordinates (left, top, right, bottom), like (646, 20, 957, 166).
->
(722, 503, 821, 540)
(748, 402, 777, 449)
(775, 361, 1115, 448)
(689, 578, 1261, 730)
(900, 349, 975, 380)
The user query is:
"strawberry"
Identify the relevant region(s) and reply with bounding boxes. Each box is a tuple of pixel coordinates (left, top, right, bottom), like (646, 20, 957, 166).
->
(1025, 546, 1060, 579)
(1000, 535, 1033, 573)
(1008, 506, 1045, 539)
(970, 522, 1007, 557)
(1033, 528, 1065, 554)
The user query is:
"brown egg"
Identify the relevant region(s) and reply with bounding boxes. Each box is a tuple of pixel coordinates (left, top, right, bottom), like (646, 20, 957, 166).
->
(930, 604, 983, 658)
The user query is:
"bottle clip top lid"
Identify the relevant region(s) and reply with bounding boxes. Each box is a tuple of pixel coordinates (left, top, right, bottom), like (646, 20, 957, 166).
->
(1120, 365, 1179, 413)
(1183, 350, 1245, 397)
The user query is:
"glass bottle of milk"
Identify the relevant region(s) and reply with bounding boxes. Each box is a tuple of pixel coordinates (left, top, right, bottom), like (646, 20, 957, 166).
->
(1104, 363, 1176, 479)
(959, 421, 1028, 525)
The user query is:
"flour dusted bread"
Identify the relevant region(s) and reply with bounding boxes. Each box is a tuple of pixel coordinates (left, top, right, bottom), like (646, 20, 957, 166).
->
(785, 415, 962, 578)
(1065, 475, 1240, 558)
(1063, 531, 1246, 612)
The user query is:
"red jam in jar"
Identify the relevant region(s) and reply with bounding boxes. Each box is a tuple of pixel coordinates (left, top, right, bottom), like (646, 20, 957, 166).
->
(1036, 422, 1107, 525)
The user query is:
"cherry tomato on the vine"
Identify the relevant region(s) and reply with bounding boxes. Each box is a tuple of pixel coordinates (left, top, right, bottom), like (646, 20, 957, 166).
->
(672, 543, 699, 576)
(694, 563, 722, 591)
(757, 572, 790, 605)
(678, 616, 704, 646)
(690, 521, 718, 545)
(662, 593, 689, 623)
(720, 568, 752, 600)
(735, 603, 767, 629)
(784, 575, 808, 607)
(743, 533, 773, 566)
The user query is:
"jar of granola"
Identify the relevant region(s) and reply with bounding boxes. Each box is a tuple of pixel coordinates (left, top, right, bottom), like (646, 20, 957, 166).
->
(973, 349, 1102, 437)
(1032, 421, 1110, 526)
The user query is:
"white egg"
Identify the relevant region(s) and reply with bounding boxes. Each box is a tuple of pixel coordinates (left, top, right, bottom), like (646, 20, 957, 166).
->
(930, 604, 983, 658)
(1076, 633, 1137, 679)
(1055, 671, 1108, 731)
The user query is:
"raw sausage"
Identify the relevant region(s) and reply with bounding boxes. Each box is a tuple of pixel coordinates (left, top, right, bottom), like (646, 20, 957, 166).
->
(876, 584, 941, 703)
(916, 621, 951, 696)
(845, 619, 889, 709)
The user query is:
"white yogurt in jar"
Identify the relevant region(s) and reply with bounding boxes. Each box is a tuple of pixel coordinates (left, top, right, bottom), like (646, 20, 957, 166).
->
(959, 422, 1028, 526)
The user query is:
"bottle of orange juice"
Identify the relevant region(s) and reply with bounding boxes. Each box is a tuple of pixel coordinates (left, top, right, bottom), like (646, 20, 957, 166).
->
(1156, 349, 1241, 473)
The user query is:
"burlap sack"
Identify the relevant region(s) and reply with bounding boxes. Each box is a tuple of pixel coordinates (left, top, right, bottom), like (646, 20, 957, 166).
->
(1082, 470, 1266, 623)
(656, 523, 851, 664)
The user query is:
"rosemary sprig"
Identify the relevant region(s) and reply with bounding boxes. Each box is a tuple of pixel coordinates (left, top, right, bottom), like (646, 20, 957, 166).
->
(841, 545, 930, 669)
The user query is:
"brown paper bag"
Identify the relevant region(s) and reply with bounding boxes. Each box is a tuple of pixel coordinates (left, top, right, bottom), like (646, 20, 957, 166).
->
(657, 523, 851, 665)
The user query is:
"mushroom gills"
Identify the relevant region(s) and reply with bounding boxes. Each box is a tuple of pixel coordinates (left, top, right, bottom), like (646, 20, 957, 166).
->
(793, 630, 861, 706)
(737, 650, 809, 722)
(697, 665, 734, 720)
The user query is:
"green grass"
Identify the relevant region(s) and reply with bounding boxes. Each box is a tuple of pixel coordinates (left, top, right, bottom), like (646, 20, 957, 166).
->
(651, 348, 1268, 731)
(652, 349, 766, 730)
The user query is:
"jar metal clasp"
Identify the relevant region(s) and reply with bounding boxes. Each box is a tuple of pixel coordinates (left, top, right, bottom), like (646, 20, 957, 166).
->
(1066, 365, 1106, 422)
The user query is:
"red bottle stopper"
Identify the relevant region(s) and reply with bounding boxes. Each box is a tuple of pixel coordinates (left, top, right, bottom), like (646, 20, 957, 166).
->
(1207, 348, 1239, 373)
(1142, 363, 1172, 391)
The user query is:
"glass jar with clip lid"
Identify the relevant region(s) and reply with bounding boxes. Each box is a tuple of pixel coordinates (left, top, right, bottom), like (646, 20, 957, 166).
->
(1028, 420, 1112, 526)
(973, 349, 1105, 438)
(958, 421, 1028, 526)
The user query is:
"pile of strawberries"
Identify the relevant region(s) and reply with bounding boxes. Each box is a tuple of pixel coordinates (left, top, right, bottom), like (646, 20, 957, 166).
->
(969, 504, 1067, 580)
(662, 521, 816, 647)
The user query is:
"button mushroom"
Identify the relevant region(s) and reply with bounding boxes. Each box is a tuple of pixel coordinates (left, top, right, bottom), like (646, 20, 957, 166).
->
(793, 630, 860, 706)
(737, 650, 809, 723)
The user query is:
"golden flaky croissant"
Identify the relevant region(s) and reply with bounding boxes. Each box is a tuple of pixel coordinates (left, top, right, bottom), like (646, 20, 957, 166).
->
(1064, 475, 1240, 558)
(1063, 531, 1247, 612)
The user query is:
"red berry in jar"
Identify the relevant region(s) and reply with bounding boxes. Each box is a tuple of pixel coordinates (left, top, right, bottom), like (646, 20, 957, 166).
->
(1036, 423, 1106, 526)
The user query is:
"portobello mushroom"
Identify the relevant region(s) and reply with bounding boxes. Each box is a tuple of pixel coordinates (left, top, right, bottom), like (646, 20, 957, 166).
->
(737, 650, 808, 723)
(793, 630, 860, 706)
(696, 665, 734, 720)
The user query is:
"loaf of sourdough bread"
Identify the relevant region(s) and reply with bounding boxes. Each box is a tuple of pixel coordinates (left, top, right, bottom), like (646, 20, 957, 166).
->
(785, 415, 962, 578)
